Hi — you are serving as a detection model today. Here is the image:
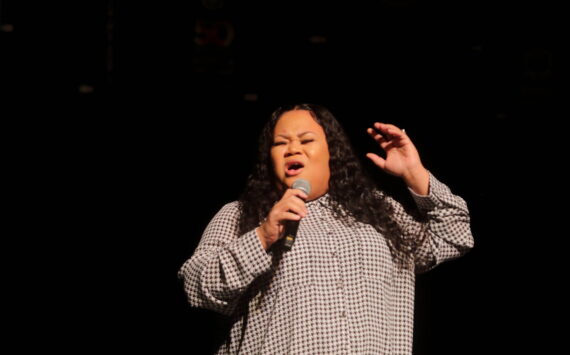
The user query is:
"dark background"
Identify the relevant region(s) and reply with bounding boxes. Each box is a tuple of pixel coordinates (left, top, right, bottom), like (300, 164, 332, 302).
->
(2, 0, 563, 353)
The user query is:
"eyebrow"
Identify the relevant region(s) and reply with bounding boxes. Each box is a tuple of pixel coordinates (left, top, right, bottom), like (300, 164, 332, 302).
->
(276, 131, 316, 139)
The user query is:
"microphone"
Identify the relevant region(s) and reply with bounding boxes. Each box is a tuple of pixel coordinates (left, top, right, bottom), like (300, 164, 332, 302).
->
(282, 178, 311, 251)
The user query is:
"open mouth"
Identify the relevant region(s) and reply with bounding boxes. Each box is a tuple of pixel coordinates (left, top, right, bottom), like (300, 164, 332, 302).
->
(285, 161, 305, 176)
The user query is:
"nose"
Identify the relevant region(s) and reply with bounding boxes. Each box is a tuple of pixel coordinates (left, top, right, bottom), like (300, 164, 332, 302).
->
(284, 140, 302, 157)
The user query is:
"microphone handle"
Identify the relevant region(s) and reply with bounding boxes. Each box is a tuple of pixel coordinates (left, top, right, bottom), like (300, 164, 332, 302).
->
(282, 219, 300, 250)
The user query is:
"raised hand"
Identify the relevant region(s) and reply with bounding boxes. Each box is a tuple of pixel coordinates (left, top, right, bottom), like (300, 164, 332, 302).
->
(366, 122, 430, 195)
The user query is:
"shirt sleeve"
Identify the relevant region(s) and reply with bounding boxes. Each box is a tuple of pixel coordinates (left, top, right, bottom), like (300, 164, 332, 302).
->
(177, 201, 273, 315)
(383, 171, 474, 274)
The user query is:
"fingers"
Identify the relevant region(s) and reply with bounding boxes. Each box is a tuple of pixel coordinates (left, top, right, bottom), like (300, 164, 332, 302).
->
(281, 211, 303, 221)
(266, 188, 309, 231)
(277, 189, 308, 218)
(367, 122, 406, 142)
(288, 193, 308, 217)
(367, 127, 387, 143)
(261, 188, 309, 246)
(289, 188, 308, 201)
(365, 153, 386, 169)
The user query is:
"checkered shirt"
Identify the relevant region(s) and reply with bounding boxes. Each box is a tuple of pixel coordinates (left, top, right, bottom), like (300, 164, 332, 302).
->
(178, 172, 474, 354)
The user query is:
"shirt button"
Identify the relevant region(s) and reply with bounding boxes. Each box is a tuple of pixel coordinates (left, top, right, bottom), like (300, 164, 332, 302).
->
(340, 311, 346, 318)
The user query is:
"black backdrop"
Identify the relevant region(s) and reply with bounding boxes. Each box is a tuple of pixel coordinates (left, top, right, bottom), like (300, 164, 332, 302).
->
(2, 1, 563, 353)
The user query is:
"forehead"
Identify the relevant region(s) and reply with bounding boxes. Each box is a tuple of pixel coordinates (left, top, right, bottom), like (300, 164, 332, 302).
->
(273, 110, 324, 135)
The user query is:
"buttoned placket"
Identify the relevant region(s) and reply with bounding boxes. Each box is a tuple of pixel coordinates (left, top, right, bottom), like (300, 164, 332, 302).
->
(320, 212, 351, 355)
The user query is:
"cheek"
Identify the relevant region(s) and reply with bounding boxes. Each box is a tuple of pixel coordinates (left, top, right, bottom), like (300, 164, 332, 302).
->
(310, 146, 330, 165)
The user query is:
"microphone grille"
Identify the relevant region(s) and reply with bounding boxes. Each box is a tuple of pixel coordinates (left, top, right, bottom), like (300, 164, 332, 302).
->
(291, 178, 311, 196)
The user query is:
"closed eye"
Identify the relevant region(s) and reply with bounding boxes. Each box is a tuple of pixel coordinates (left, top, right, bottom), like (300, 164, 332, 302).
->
(272, 139, 313, 146)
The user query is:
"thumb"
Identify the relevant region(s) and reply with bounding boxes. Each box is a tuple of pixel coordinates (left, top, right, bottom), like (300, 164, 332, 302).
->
(366, 153, 386, 170)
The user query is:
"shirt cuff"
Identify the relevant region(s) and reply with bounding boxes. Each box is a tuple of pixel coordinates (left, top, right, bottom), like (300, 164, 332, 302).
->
(407, 171, 446, 211)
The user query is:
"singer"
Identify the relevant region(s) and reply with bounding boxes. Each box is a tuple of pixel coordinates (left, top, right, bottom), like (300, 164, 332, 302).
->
(178, 103, 474, 354)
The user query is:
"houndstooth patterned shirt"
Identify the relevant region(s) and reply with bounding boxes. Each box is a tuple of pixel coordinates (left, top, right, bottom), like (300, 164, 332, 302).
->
(178, 172, 474, 354)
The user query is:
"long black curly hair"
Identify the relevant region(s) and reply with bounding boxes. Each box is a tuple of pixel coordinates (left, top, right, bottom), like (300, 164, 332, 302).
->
(238, 103, 423, 262)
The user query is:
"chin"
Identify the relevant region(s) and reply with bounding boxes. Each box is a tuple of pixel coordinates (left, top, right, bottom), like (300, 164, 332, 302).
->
(277, 172, 311, 189)
(284, 174, 305, 182)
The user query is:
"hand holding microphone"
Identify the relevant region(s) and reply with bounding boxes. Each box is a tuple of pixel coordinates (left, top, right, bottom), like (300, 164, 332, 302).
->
(256, 179, 311, 251)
